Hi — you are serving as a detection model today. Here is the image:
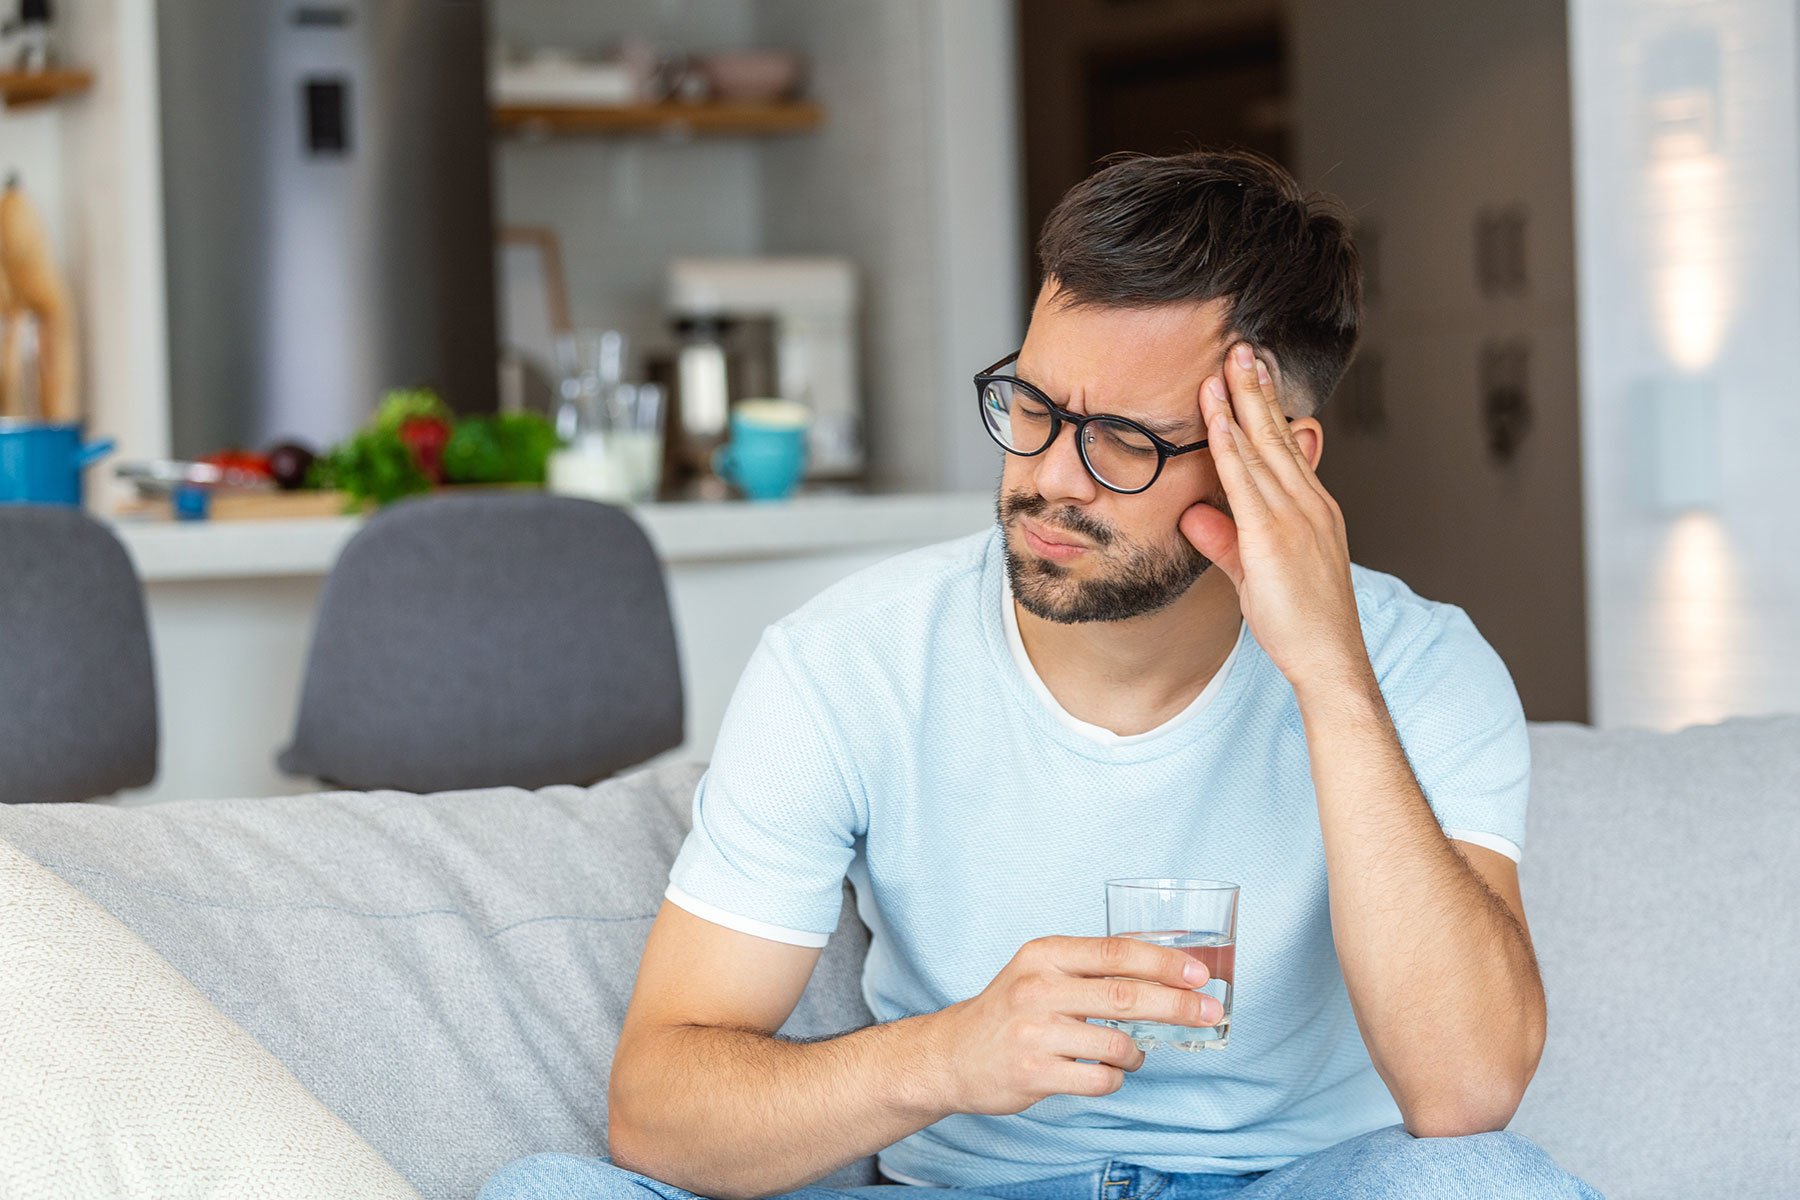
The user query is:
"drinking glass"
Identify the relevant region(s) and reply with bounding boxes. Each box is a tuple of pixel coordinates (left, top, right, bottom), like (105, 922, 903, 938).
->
(1100, 878, 1239, 1051)
(554, 330, 625, 443)
(609, 382, 665, 501)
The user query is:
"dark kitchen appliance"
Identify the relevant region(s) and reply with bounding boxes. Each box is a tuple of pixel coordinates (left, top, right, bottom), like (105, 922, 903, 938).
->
(156, 0, 497, 458)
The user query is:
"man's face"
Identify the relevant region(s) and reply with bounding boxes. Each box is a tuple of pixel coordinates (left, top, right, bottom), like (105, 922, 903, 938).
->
(998, 284, 1242, 625)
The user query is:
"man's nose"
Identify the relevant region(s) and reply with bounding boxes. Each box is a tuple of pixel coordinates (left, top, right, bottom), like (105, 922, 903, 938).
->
(1029, 420, 1099, 506)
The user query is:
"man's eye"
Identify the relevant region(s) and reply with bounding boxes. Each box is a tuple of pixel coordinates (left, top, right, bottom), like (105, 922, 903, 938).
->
(1096, 422, 1157, 455)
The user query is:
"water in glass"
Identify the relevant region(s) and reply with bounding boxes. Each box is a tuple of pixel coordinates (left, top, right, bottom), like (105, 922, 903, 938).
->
(1103, 929, 1234, 1051)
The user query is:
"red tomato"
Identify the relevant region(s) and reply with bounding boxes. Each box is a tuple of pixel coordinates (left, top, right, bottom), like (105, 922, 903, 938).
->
(201, 449, 273, 481)
(398, 416, 452, 484)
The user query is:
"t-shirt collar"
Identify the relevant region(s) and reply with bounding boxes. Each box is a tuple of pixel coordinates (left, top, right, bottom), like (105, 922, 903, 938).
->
(1001, 570, 1245, 746)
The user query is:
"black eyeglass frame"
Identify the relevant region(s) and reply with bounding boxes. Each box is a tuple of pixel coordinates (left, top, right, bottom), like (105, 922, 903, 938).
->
(974, 351, 1292, 495)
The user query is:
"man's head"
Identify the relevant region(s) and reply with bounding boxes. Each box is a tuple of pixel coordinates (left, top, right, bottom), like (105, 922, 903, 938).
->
(998, 148, 1361, 625)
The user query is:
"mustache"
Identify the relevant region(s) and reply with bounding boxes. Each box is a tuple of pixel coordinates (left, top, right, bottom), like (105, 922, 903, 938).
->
(1000, 490, 1116, 548)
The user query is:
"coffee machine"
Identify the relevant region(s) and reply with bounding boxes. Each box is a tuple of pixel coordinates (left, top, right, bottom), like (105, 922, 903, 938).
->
(665, 257, 862, 480)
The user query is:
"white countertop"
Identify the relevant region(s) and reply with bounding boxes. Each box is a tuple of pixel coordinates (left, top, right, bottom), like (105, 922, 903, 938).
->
(111, 490, 996, 582)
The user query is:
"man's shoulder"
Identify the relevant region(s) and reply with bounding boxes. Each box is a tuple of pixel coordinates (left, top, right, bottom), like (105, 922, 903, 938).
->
(1349, 562, 1462, 626)
(1348, 563, 1511, 690)
(770, 527, 997, 650)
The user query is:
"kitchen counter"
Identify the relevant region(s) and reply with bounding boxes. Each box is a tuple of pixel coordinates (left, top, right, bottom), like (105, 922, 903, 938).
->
(111, 490, 995, 581)
(106, 490, 995, 805)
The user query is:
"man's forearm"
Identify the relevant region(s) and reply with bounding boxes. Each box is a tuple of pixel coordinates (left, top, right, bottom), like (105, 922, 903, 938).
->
(608, 1014, 950, 1200)
(1292, 664, 1546, 1136)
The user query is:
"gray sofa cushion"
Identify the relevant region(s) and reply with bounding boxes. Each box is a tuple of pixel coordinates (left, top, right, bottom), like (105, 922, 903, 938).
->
(1512, 715, 1800, 1200)
(0, 763, 876, 1200)
(6, 718, 1798, 1200)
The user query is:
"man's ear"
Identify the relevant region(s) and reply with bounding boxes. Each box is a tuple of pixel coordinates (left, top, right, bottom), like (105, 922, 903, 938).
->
(1291, 419, 1324, 473)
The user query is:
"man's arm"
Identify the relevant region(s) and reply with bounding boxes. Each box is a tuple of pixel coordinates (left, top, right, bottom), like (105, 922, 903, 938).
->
(609, 902, 1221, 1200)
(1181, 342, 1544, 1137)
(607, 901, 948, 1199)
(1290, 667, 1545, 1136)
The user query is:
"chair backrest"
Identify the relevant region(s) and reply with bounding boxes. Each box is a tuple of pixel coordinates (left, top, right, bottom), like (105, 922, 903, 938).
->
(0, 505, 158, 803)
(278, 492, 683, 792)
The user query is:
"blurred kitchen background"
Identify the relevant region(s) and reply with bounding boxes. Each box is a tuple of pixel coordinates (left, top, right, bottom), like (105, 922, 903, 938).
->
(2, 0, 1796, 802)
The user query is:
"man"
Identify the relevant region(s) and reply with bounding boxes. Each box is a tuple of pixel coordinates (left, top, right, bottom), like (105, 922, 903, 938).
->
(483, 150, 1603, 1200)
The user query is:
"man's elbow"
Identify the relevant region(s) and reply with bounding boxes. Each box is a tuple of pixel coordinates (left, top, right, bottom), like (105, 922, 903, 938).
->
(606, 1048, 733, 1196)
(1403, 1105, 1516, 1139)
(606, 1047, 665, 1178)
(607, 1106, 764, 1200)
(1405, 1005, 1546, 1139)
(1400, 1073, 1529, 1139)
(606, 1107, 652, 1177)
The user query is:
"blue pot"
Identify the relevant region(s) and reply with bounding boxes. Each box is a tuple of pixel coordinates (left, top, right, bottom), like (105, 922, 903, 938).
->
(0, 420, 116, 506)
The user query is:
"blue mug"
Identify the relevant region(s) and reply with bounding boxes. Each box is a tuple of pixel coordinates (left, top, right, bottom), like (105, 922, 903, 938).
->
(711, 401, 810, 501)
(0, 420, 116, 506)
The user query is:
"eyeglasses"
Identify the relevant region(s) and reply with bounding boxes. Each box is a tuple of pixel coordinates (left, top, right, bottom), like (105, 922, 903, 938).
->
(975, 351, 1289, 494)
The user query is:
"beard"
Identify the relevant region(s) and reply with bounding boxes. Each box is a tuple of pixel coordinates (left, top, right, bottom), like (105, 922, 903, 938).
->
(997, 486, 1220, 624)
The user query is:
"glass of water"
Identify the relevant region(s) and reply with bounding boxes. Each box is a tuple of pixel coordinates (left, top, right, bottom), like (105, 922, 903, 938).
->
(1101, 878, 1239, 1052)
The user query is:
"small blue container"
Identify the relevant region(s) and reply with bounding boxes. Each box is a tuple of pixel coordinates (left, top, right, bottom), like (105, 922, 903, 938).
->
(711, 408, 810, 501)
(172, 483, 211, 521)
(0, 420, 116, 506)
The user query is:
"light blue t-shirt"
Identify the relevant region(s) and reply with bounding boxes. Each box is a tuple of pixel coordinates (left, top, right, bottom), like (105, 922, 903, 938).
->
(666, 527, 1529, 1186)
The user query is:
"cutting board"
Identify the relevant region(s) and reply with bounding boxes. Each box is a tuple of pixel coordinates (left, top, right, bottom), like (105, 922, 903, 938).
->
(114, 490, 357, 521)
(114, 484, 546, 522)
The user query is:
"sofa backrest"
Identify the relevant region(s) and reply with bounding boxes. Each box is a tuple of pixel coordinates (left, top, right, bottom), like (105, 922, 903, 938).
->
(0, 763, 877, 1200)
(7, 716, 1798, 1200)
(1510, 715, 1800, 1200)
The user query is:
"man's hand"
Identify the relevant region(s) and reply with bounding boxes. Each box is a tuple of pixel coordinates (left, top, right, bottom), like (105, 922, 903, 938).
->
(923, 935, 1222, 1115)
(1178, 341, 1366, 693)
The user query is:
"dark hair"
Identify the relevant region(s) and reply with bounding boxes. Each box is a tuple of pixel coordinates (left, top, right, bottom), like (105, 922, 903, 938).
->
(1036, 148, 1362, 414)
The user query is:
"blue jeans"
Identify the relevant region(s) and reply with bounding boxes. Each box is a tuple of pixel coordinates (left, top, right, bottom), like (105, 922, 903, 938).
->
(479, 1126, 1605, 1200)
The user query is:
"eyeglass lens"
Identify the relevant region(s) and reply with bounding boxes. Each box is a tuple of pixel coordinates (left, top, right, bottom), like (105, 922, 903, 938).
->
(981, 378, 1162, 491)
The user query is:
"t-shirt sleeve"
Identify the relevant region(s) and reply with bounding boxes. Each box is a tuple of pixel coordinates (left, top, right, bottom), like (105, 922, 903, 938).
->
(665, 626, 867, 947)
(1376, 603, 1530, 863)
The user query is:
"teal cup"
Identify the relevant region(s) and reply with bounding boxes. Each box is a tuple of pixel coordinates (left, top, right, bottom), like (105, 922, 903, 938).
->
(712, 400, 810, 501)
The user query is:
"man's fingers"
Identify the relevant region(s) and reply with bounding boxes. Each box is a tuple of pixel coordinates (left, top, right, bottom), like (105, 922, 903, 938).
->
(1037, 935, 1208, 991)
(1253, 354, 1316, 477)
(1200, 377, 1273, 519)
(1226, 342, 1281, 435)
(1052, 1061, 1127, 1098)
(1062, 976, 1222, 1030)
(1225, 343, 1310, 487)
(1061, 1021, 1148, 1072)
(1178, 502, 1243, 589)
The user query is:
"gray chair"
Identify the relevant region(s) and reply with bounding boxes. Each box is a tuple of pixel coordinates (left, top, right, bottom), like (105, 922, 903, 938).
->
(0, 505, 158, 804)
(278, 492, 683, 792)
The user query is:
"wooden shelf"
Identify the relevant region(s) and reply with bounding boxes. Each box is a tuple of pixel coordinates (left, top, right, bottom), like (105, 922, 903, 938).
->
(0, 69, 93, 110)
(493, 100, 823, 138)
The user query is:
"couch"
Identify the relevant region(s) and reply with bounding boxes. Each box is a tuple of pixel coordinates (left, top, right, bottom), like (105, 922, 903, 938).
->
(1, 716, 1795, 1200)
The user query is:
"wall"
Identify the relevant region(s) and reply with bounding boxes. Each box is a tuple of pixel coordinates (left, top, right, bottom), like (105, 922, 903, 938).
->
(0, 105, 66, 263)
(1016, 0, 1291, 305)
(1569, 0, 1800, 729)
(495, 0, 1025, 492)
(757, 0, 1024, 492)
(491, 0, 765, 359)
(1290, 0, 1591, 723)
(1, 0, 171, 509)
(922, 0, 1028, 492)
